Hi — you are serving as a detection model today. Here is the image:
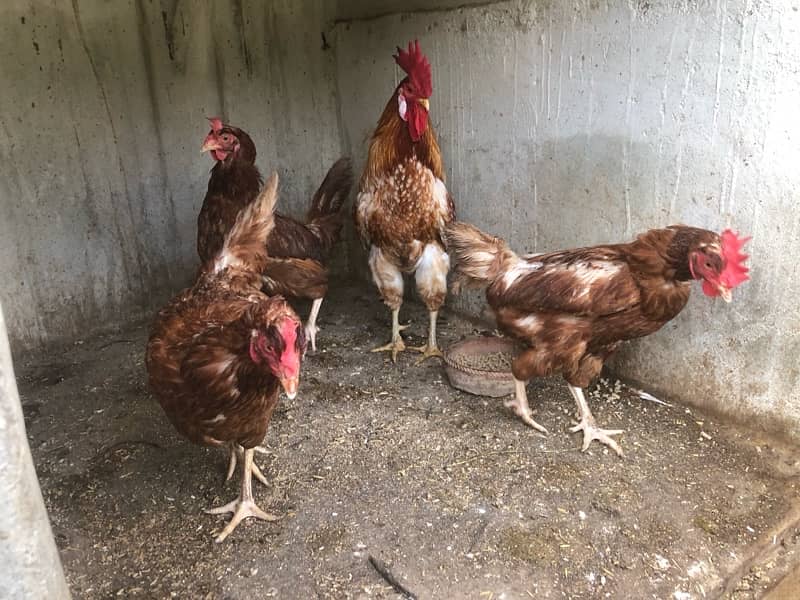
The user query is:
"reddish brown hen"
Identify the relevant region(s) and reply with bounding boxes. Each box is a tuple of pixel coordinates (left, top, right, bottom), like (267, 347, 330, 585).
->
(198, 118, 353, 350)
(355, 40, 455, 363)
(445, 222, 750, 456)
(147, 174, 307, 542)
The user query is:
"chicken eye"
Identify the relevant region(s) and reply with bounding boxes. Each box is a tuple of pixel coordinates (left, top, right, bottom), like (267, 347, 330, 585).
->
(221, 134, 230, 142)
(704, 261, 712, 269)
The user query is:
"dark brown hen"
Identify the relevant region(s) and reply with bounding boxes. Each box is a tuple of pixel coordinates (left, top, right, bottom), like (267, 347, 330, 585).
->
(198, 117, 353, 350)
(148, 174, 307, 542)
(445, 222, 750, 456)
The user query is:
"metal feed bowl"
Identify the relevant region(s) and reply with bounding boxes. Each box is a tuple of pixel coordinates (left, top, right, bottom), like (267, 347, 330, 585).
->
(443, 336, 520, 398)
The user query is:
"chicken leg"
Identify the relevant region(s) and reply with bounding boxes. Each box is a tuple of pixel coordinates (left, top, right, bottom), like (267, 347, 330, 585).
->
(411, 243, 448, 364)
(207, 447, 280, 543)
(305, 297, 324, 352)
(371, 307, 408, 362)
(506, 378, 548, 434)
(567, 384, 624, 457)
(410, 310, 444, 364)
(224, 442, 269, 486)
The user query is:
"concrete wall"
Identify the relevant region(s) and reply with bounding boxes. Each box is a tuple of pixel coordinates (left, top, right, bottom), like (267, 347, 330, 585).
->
(0, 304, 70, 599)
(0, 0, 343, 352)
(1, 0, 797, 439)
(334, 1, 800, 439)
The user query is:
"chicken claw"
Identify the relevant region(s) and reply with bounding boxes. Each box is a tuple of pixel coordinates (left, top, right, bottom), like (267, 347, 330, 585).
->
(567, 384, 624, 457)
(305, 323, 320, 353)
(371, 337, 407, 362)
(413, 310, 444, 365)
(371, 308, 409, 362)
(506, 378, 548, 434)
(410, 343, 443, 364)
(569, 418, 624, 457)
(208, 448, 279, 543)
(206, 497, 280, 543)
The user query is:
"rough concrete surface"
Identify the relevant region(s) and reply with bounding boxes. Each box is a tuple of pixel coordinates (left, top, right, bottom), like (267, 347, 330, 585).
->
(2, 0, 798, 439)
(0, 306, 70, 599)
(16, 284, 800, 599)
(333, 0, 800, 439)
(0, 0, 343, 351)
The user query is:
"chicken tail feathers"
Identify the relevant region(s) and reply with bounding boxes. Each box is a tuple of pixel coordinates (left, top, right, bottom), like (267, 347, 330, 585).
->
(305, 157, 354, 253)
(444, 221, 515, 291)
(214, 172, 279, 274)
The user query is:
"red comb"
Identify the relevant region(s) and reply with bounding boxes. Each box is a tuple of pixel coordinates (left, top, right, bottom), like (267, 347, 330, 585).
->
(207, 116, 223, 134)
(393, 40, 433, 98)
(720, 229, 750, 289)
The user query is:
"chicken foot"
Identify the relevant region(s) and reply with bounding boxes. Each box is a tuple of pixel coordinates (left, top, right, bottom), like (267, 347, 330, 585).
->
(207, 447, 280, 543)
(506, 378, 548, 434)
(225, 443, 269, 486)
(567, 384, 624, 457)
(371, 307, 408, 362)
(410, 310, 444, 364)
(305, 297, 324, 352)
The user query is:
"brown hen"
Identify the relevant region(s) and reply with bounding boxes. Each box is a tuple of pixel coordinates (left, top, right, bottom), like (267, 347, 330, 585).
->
(198, 118, 353, 350)
(446, 222, 750, 456)
(147, 174, 307, 542)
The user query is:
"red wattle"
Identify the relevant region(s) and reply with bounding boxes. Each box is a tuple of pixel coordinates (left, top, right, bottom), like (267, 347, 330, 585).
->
(407, 105, 428, 142)
(701, 280, 720, 297)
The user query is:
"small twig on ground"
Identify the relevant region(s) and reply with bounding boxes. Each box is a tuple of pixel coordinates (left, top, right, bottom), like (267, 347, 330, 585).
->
(636, 390, 672, 407)
(368, 555, 417, 600)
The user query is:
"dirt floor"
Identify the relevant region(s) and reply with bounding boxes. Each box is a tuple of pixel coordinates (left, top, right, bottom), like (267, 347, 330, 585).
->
(15, 282, 800, 599)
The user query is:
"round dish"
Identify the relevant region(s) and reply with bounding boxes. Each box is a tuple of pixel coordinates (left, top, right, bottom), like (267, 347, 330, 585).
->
(443, 336, 519, 398)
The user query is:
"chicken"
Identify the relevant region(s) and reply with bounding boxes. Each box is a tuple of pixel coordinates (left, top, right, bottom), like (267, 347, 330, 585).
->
(445, 222, 750, 456)
(147, 173, 307, 542)
(198, 117, 353, 350)
(355, 40, 455, 363)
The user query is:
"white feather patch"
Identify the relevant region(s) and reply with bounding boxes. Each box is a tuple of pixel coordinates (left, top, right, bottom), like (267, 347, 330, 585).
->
(431, 176, 450, 215)
(398, 92, 408, 121)
(213, 252, 234, 274)
(502, 258, 543, 289)
(515, 315, 541, 332)
(369, 246, 403, 295)
(571, 261, 620, 284)
(415, 243, 450, 296)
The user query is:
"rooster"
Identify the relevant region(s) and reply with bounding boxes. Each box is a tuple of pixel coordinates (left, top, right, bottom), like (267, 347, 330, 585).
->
(445, 223, 750, 456)
(147, 174, 307, 542)
(355, 40, 455, 363)
(199, 118, 353, 351)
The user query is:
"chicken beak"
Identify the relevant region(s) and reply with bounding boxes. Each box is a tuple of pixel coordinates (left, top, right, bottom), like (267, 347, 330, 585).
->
(718, 285, 732, 303)
(201, 135, 221, 154)
(418, 98, 430, 111)
(280, 376, 299, 400)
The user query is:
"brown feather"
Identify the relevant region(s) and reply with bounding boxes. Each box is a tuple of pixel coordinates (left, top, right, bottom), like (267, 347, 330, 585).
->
(360, 81, 444, 186)
(196, 125, 352, 302)
(355, 69, 454, 313)
(448, 222, 721, 388)
(148, 172, 303, 450)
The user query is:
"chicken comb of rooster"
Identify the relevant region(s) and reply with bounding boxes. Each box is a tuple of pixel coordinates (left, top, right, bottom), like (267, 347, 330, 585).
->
(720, 229, 751, 288)
(393, 40, 433, 98)
(207, 116, 224, 134)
